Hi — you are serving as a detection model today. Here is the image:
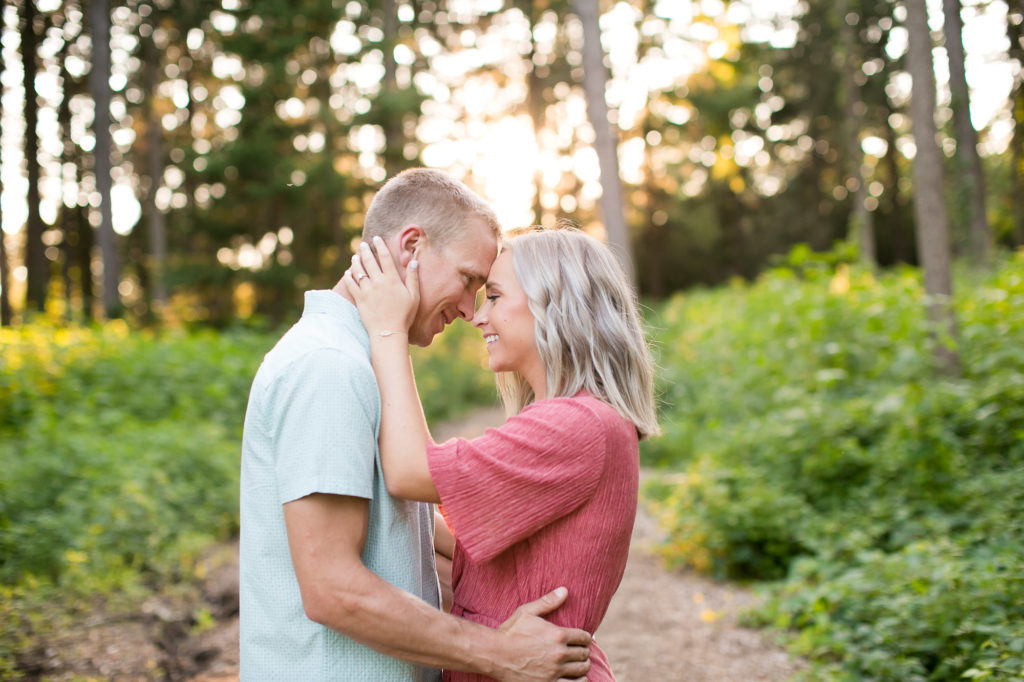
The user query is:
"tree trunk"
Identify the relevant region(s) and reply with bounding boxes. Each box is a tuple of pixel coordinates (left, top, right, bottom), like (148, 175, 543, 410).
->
(943, 0, 991, 261)
(1008, 4, 1024, 248)
(642, 118, 665, 297)
(0, 220, 9, 327)
(838, 0, 876, 266)
(573, 0, 635, 289)
(524, 1, 546, 226)
(59, 25, 75, 321)
(905, 0, 960, 374)
(142, 25, 168, 310)
(380, 0, 403, 178)
(0, 0, 9, 325)
(23, 0, 48, 313)
(76, 200, 94, 321)
(88, 0, 121, 318)
(317, 61, 345, 267)
(880, 95, 915, 263)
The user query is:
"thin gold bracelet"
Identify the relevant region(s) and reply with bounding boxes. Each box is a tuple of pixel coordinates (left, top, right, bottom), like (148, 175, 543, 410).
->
(377, 330, 406, 337)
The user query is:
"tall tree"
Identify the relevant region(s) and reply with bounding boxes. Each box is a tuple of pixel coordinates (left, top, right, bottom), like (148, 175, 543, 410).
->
(0, 0, 9, 325)
(943, 0, 991, 261)
(22, 0, 47, 313)
(0, 195, 7, 325)
(87, 0, 120, 317)
(56, 8, 72, 319)
(573, 0, 635, 289)
(140, 10, 167, 310)
(378, 0, 404, 178)
(517, 0, 548, 226)
(838, 0, 876, 266)
(905, 0, 959, 373)
(1007, 2, 1024, 247)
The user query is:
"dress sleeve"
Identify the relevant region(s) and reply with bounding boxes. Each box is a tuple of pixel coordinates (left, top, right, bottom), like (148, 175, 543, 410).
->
(427, 397, 607, 563)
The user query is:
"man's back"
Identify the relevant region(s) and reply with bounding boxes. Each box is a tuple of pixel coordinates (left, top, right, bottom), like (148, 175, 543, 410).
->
(239, 290, 440, 680)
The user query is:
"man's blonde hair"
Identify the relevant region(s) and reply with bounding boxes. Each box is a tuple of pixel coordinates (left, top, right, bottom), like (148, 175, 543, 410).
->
(495, 225, 660, 440)
(363, 168, 501, 247)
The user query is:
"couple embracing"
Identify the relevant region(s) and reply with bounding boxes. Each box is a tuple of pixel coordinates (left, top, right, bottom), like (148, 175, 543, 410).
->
(239, 168, 658, 681)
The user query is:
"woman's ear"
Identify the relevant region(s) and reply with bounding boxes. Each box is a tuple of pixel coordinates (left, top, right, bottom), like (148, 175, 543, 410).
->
(397, 225, 425, 266)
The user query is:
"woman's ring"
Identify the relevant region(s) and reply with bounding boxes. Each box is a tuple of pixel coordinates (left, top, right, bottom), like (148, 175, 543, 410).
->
(356, 273, 368, 282)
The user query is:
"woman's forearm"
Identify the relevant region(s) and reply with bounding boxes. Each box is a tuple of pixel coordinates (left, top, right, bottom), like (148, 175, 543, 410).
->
(370, 336, 440, 502)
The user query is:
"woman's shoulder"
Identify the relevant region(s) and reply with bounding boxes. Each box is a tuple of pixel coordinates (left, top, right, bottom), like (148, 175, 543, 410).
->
(523, 392, 629, 430)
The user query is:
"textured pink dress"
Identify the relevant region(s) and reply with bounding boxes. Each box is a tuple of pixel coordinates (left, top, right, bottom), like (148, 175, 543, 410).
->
(427, 392, 639, 682)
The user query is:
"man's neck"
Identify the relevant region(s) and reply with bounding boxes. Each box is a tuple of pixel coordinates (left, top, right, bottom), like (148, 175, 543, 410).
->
(331, 281, 356, 306)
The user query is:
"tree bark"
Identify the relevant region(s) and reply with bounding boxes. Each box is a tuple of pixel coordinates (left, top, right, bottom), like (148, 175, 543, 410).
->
(524, 0, 546, 226)
(0, 0, 10, 325)
(905, 0, 960, 374)
(380, 0, 404, 178)
(1008, 3, 1024, 247)
(573, 0, 635, 289)
(58, 20, 75, 321)
(838, 0, 876, 266)
(316, 60, 345, 267)
(23, 0, 48, 313)
(0, 216, 9, 326)
(142, 24, 168, 310)
(642, 118, 665, 297)
(880, 95, 915, 263)
(88, 0, 121, 318)
(943, 0, 991, 261)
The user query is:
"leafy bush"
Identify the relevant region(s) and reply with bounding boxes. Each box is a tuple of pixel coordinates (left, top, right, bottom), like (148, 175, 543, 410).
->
(643, 249, 1024, 680)
(0, 323, 266, 587)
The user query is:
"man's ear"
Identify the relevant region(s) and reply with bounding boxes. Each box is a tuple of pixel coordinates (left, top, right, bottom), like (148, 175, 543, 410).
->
(396, 225, 425, 267)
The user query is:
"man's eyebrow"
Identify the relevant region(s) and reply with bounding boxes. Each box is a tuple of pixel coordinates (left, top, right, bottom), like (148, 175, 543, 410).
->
(463, 269, 488, 286)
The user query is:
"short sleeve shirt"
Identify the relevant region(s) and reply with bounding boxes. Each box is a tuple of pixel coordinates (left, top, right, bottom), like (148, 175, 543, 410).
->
(239, 290, 441, 681)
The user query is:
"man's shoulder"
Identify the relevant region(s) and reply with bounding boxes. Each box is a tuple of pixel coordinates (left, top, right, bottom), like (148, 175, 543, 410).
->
(255, 326, 375, 397)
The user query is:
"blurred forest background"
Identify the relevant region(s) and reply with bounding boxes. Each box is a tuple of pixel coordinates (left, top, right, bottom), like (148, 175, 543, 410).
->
(0, 0, 1021, 324)
(2, 0, 1024, 680)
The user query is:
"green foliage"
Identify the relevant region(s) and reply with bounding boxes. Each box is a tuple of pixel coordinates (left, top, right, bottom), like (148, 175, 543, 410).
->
(0, 322, 266, 588)
(644, 248, 1024, 679)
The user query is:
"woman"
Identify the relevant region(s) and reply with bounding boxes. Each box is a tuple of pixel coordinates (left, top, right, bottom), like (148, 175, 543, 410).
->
(344, 225, 659, 681)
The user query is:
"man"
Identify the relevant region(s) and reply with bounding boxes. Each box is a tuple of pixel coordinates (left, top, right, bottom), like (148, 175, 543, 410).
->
(239, 168, 591, 681)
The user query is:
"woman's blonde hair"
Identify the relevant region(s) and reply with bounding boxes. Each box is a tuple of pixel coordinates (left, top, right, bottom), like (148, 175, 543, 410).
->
(495, 225, 660, 440)
(363, 168, 501, 247)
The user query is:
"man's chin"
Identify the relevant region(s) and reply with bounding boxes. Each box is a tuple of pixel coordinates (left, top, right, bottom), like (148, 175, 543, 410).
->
(409, 327, 437, 348)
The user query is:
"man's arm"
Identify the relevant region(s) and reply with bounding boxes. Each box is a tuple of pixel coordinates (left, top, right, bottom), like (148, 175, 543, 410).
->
(284, 493, 590, 681)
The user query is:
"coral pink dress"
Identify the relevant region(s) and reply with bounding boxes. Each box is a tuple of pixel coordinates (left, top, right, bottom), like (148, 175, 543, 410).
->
(427, 392, 639, 682)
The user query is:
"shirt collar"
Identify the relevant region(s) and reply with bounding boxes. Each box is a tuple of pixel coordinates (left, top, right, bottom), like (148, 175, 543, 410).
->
(302, 290, 370, 352)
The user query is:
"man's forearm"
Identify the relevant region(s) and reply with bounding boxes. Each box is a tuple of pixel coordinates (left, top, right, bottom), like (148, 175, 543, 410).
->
(311, 559, 503, 676)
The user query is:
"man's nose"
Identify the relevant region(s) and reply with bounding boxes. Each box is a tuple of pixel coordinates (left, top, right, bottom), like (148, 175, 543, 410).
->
(456, 293, 476, 320)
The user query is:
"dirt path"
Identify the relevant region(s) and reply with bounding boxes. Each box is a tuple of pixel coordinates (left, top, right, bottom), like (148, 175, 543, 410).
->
(33, 407, 801, 681)
(594, 482, 800, 681)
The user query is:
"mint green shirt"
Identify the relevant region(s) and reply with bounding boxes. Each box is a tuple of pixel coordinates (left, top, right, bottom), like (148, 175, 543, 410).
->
(239, 290, 441, 681)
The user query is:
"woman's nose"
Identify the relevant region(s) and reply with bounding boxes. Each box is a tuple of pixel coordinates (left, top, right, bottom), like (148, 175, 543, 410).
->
(472, 306, 488, 328)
